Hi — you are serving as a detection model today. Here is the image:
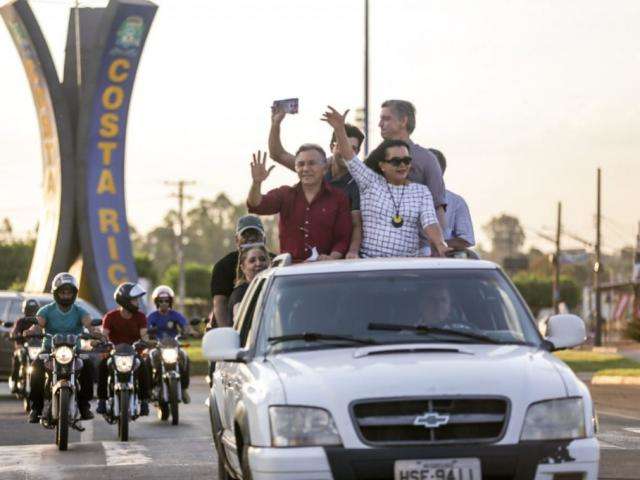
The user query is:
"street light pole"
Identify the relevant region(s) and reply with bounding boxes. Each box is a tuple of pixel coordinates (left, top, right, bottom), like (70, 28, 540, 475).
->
(553, 202, 562, 313)
(594, 168, 603, 346)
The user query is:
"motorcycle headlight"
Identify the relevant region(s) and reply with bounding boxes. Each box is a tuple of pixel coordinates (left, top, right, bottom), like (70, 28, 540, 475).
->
(114, 355, 135, 373)
(54, 346, 74, 365)
(521, 397, 586, 441)
(269, 406, 342, 447)
(161, 348, 179, 364)
(28, 346, 41, 361)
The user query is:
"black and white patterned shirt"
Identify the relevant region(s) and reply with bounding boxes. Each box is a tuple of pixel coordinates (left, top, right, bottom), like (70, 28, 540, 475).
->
(347, 156, 438, 258)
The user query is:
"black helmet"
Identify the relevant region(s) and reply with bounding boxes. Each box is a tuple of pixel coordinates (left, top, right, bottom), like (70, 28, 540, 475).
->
(22, 298, 40, 317)
(114, 282, 146, 313)
(51, 272, 79, 307)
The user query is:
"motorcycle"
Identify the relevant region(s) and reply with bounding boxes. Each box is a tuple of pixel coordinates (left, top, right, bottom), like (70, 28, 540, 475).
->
(8, 319, 40, 412)
(96, 339, 144, 441)
(16, 334, 43, 413)
(147, 334, 189, 426)
(38, 332, 92, 451)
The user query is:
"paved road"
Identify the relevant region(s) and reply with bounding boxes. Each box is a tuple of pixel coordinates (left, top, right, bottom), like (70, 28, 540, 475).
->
(1, 380, 639, 479)
(0, 378, 217, 479)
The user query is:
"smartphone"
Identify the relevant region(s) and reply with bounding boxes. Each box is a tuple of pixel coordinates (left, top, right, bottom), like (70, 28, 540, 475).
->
(272, 98, 299, 114)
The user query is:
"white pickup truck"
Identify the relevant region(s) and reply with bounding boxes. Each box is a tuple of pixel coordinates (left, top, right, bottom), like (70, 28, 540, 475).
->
(203, 257, 599, 480)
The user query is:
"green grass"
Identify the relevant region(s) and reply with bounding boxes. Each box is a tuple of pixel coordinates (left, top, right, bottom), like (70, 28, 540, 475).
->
(594, 368, 640, 377)
(183, 338, 208, 375)
(554, 350, 640, 373)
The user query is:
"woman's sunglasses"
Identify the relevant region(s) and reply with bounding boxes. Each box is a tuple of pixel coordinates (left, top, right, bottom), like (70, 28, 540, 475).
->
(382, 156, 412, 167)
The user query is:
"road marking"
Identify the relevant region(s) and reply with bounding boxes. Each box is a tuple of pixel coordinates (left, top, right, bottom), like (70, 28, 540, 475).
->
(599, 439, 625, 449)
(624, 427, 640, 435)
(597, 409, 640, 422)
(80, 416, 94, 443)
(0, 444, 41, 472)
(103, 441, 152, 467)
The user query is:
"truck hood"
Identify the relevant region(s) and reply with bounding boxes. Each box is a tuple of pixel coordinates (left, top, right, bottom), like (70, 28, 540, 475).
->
(268, 343, 569, 406)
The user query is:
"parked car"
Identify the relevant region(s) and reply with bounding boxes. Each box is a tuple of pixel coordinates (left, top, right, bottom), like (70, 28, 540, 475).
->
(203, 256, 599, 480)
(0, 291, 104, 381)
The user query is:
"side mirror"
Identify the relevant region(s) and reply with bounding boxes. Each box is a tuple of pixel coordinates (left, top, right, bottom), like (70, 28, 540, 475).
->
(545, 314, 586, 350)
(91, 318, 103, 327)
(0, 319, 14, 328)
(202, 328, 245, 362)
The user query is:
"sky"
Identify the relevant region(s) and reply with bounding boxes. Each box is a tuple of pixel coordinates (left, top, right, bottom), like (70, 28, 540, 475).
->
(1, 0, 639, 254)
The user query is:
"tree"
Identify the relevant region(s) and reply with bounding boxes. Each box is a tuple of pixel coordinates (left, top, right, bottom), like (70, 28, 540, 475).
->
(134, 253, 158, 283)
(162, 262, 211, 299)
(134, 192, 279, 285)
(513, 273, 580, 316)
(483, 214, 525, 264)
(0, 239, 35, 289)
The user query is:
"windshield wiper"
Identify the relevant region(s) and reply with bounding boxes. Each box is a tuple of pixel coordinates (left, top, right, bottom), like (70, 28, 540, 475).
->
(268, 332, 378, 346)
(368, 322, 527, 345)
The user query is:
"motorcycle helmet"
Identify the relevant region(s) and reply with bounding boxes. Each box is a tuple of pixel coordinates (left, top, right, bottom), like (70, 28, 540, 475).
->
(51, 272, 79, 307)
(114, 282, 146, 314)
(22, 298, 40, 317)
(151, 285, 175, 308)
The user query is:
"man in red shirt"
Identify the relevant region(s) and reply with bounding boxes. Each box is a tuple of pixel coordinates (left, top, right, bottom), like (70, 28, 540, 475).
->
(96, 282, 150, 416)
(247, 148, 352, 262)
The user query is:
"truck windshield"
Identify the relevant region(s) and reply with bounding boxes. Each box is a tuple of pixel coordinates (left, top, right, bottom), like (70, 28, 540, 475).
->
(257, 269, 541, 353)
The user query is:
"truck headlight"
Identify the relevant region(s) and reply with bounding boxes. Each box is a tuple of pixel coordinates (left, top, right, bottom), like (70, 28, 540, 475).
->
(54, 346, 74, 365)
(521, 398, 586, 441)
(161, 348, 179, 364)
(114, 355, 135, 373)
(269, 406, 342, 447)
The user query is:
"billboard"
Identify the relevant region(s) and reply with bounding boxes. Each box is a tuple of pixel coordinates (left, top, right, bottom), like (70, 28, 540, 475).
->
(76, 1, 157, 311)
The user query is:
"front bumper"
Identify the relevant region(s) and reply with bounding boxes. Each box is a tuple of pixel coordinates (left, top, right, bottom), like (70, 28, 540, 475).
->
(248, 438, 598, 480)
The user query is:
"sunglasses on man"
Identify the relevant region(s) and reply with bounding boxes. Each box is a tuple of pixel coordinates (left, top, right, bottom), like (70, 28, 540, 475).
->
(382, 156, 412, 167)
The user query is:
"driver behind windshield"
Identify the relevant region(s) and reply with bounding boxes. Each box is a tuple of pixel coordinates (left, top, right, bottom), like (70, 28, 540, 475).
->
(419, 285, 455, 327)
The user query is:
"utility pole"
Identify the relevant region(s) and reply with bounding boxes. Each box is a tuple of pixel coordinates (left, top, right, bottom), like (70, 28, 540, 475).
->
(363, 0, 370, 155)
(553, 202, 562, 314)
(594, 168, 603, 346)
(166, 180, 195, 314)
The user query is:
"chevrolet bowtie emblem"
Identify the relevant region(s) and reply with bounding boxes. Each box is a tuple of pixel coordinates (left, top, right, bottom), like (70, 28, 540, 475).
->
(414, 412, 450, 428)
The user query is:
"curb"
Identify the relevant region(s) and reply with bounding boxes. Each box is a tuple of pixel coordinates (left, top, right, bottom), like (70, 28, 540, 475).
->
(591, 375, 640, 386)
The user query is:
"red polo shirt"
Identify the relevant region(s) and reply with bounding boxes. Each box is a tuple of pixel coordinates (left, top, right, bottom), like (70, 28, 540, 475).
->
(248, 181, 352, 262)
(102, 309, 147, 345)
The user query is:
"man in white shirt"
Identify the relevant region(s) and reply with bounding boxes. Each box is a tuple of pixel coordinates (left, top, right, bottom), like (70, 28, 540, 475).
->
(428, 149, 475, 251)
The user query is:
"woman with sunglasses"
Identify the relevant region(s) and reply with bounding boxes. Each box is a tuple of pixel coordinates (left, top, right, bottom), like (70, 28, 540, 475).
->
(322, 106, 449, 258)
(228, 245, 271, 321)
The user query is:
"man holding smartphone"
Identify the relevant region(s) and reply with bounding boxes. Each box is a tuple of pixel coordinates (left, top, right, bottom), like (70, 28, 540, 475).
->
(269, 104, 364, 258)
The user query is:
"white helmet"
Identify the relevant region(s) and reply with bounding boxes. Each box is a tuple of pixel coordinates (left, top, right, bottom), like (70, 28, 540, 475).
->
(51, 272, 79, 306)
(152, 285, 175, 307)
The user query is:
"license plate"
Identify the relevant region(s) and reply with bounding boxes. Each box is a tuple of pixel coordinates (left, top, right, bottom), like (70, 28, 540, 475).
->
(394, 458, 481, 480)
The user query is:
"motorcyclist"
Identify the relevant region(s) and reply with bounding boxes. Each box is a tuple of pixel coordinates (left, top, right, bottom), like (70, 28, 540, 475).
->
(147, 286, 195, 403)
(96, 282, 151, 416)
(9, 298, 40, 394)
(26, 273, 99, 423)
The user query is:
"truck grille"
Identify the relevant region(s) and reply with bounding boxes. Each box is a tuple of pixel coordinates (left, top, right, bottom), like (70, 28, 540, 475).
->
(351, 397, 509, 445)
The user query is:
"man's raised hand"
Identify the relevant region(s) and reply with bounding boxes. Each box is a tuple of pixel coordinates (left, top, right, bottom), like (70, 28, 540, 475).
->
(271, 105, 286, 125)
(250, 150, 274, 184)
(321, 106, 349, 130)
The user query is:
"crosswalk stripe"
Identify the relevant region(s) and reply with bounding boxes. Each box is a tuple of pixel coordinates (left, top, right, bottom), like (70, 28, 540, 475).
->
(103, 441, 153, 467)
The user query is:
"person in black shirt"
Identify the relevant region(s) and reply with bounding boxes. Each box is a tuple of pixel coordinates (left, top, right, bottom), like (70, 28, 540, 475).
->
(209, 215, 271, 328)
(227, 245, 270, 321)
